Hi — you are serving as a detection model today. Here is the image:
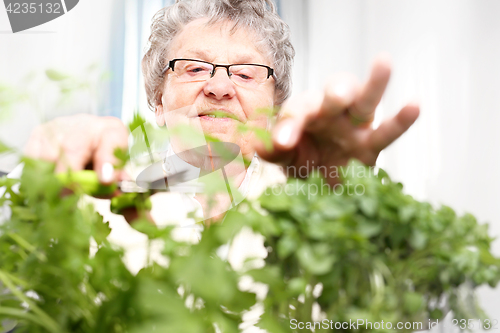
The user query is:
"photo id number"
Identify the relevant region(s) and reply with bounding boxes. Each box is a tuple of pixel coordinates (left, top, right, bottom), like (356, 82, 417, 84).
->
(452, 319, 498, 330)
(6, 3, 62, 14)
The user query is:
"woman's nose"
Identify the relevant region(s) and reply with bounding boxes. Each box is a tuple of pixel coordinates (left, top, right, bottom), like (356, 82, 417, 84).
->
(203, 67, 236, 100)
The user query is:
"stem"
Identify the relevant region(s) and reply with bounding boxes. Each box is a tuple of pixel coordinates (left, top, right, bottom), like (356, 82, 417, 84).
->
(0, 306, 49, 328)
(296, 274, 315, 325)
(0, 270, 60, 332)
(0, 271, 28, 289)
(8, 233, 47, 262)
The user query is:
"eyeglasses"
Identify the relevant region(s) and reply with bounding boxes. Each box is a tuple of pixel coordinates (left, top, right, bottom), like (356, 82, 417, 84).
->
(162, 58, 276, 89)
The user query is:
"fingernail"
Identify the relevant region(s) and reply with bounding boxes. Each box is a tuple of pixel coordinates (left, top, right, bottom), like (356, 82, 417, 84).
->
(376, 52, 393, 66)
(275, 120, 294, 147)
(332, 83, 350, 98)
(100, 162, 114, 183)
(331, 82, 357, 102)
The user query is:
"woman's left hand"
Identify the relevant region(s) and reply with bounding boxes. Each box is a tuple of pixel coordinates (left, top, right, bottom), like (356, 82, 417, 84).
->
(255, 54, 420, 184)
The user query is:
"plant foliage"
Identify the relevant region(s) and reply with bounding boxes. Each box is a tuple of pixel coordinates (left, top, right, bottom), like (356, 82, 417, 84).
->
(0, 155, 499, 332)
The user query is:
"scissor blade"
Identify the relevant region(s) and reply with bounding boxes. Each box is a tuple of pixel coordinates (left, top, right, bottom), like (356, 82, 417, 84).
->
(119, 170, 204, 193)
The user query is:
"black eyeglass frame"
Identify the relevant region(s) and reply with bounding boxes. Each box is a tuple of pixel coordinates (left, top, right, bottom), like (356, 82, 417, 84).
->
(161, 58, 277, 81)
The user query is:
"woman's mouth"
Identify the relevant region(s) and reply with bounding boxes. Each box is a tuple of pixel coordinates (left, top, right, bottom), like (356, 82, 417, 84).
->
(198, 110, 238, 121)
(199, 115, 231, 121)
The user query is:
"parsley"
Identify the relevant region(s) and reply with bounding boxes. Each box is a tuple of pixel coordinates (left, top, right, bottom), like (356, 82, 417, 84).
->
(0, 135, 499, 332)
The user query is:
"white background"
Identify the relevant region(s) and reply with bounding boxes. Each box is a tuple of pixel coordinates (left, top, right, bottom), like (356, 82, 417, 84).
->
(1, 1, 500, 331)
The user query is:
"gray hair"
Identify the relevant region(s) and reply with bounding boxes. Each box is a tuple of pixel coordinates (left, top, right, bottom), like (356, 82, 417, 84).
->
(142, 0, 295, 110)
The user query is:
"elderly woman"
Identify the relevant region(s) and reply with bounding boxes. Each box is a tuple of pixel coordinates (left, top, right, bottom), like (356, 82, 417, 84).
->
(25, 0, 419, 224)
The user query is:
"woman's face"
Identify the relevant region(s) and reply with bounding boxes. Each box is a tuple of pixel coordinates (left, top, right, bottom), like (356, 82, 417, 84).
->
(156, 18, 276, 161)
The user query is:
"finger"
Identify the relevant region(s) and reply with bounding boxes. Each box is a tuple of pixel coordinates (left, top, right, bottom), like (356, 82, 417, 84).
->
(271, 90, 323, 150)
(24, 126, 60, 161)
(56, 133, 95, 173)
(117, 169, 133, 182)
(254, 91, 322, 165)
(54, 153, 89, 173)
(369, 103, 420, 152)
(257, 77, 358, 164)
(350, 54, 392, 122)
(26, 124, 90, 173)
(253, 133, 295, 165)
(93, 117, 129, 184)
(283, 74, 359, 135)
(320, 73, 358, 119)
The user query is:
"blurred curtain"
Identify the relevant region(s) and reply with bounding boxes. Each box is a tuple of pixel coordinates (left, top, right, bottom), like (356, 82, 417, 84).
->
(120, 0, 173, 125)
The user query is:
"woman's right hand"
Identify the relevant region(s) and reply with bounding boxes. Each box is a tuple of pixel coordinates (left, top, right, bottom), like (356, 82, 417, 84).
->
(24, 114, 129, 184)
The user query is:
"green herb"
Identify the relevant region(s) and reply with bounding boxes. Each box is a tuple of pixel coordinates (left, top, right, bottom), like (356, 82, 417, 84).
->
(110, 193, 152, 215)
(224, 162, 500, 332)
(1, 150, 499, 332)
(45, 69, 70, 82)
(56, 170, 117, 196)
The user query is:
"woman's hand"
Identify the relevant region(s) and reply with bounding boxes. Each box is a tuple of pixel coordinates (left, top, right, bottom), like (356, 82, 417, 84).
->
(24, 114, 129, 184)
(256, 54, 420, 184)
